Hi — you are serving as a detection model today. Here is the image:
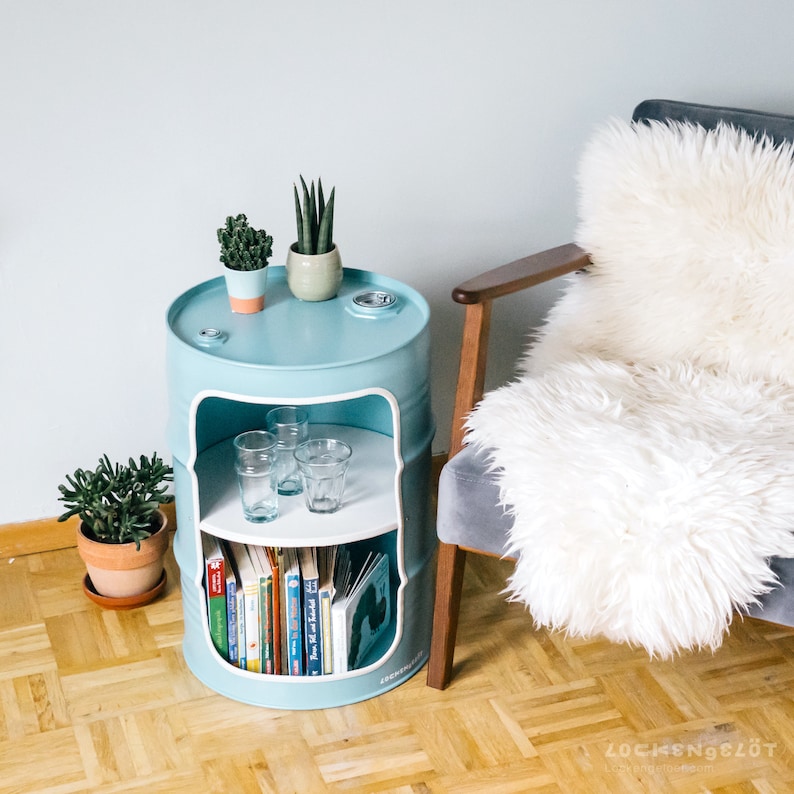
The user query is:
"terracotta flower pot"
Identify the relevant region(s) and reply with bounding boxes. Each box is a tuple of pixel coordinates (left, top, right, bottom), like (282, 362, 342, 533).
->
(76, 510, 169, 602)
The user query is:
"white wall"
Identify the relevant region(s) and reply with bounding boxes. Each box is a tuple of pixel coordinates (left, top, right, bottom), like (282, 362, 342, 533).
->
(3, 0, 794, 523)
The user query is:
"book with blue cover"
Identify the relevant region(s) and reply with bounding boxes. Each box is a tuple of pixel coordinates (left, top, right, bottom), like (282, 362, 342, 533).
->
(224, 550, 239, 666)
(223, 540, 246, 669)
(299, 547, 322, 676)
(283, 547, 304, 676)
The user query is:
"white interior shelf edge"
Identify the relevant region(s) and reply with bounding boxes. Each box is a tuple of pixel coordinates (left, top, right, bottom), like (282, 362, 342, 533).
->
(194, 424, 401, 547)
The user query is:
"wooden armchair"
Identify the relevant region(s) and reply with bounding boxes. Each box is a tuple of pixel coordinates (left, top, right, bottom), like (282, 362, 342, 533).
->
(427, 99, 794, 690)
(426, 243, 590, 690)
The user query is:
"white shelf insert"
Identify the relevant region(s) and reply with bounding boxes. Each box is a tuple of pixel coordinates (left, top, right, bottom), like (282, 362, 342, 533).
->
(194, 424, 401, 547)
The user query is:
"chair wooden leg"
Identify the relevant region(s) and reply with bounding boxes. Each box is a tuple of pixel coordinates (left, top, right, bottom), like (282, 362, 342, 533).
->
(427, 541, 467, 690)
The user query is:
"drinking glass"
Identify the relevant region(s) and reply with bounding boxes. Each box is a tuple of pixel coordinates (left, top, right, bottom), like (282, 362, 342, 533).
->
(293, 438, 352, 514)
(233, 430, 279, 522)
(266, 406, 310, 495)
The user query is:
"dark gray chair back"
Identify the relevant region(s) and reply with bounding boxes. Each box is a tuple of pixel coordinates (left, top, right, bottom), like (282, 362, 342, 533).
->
(633, 99, 794, 145)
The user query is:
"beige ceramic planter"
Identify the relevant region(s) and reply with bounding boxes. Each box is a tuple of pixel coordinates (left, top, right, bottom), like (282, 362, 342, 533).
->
(285, 243, 343, 301)
(76, 510, 169, 602)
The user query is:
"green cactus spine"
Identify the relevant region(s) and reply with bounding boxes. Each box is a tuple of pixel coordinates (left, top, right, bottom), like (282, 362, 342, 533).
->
(217, 214, 273, 271)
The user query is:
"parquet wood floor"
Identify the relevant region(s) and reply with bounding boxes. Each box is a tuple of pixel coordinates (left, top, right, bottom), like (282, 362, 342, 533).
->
(2, 537, 794, 793)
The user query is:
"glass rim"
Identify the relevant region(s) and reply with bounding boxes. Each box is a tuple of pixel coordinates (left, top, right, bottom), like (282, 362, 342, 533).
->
(233, 429, 278, 451)
(294, 437, 352, 464)
(265, 405, 309, 426)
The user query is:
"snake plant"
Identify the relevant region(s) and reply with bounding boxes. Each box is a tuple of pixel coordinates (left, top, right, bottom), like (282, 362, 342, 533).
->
(293, 176, 335, 255)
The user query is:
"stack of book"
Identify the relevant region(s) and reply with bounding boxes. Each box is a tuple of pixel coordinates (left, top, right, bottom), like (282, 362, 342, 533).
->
(201, 534, 392, 676)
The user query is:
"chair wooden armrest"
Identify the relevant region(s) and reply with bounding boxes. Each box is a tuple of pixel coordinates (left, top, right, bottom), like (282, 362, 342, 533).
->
(452, 242, 590, 304)
(428, 242, 589, 690)
(447, 242, 590, 456)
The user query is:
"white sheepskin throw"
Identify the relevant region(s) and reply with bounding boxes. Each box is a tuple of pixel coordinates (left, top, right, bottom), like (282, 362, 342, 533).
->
(465, 118, 794, 657)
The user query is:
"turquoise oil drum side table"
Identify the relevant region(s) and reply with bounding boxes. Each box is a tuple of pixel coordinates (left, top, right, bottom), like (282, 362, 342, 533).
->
(166, 267, 435, 709)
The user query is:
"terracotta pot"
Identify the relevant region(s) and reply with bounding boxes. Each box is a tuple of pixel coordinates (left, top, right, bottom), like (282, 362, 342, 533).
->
(76, 510, 169, 601)
(285, 243, 343, 301)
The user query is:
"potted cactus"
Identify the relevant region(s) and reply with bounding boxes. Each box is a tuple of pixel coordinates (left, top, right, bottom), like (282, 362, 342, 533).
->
(58, 452, 174, 608)
(286, 176, 343, 301)
(217, 213, 274, 313)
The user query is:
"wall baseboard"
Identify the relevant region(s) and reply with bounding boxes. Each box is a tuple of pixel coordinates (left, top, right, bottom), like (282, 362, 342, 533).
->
(0, 454, 449, 559)
(0, 502, 178, 560)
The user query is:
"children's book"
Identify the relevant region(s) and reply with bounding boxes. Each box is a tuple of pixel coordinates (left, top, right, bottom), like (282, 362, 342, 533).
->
(224, 550, 239, 666)
(283, 547, 304, 676)
(227, 541, 260, 673)
(317, 545, 337, 675)
(331, 550, 391, 673)
(223, 540, 246, 669)
(201, 534, 228, 660)
(266, 546, 282, 675)
(299, 547, 322, 676)
(250, 545, 278, 675)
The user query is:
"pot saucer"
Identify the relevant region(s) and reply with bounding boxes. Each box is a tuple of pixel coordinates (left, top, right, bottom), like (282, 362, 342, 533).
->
(82, 570, 167, 610)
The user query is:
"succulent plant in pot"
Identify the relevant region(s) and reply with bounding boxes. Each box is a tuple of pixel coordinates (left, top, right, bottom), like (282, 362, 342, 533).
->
(217, 213, 274, 313)
(286, 176, 343, 301)
(58, 452, 174, 607)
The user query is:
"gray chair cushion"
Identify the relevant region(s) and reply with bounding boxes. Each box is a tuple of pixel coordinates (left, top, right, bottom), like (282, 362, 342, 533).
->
(745, 557, 794, 625)
(440, 443, 794, 626)
(436, 444, 512, 557)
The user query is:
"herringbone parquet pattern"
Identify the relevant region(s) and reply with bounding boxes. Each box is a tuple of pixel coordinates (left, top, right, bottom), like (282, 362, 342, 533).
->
(2, 538, 794, 792)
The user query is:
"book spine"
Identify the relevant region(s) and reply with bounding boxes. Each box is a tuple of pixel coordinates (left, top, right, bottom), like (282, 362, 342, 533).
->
(320, 589, 333, 675)
(331, 600, 348, 674)
(205, 554, 228, 659)
(303, 575, 322, 676)
(268, 549, 282, 676)
(260, 571, 275, 675)
(236, 587, 246, 670)
(243, 580, 260, 673)
(226, 578, 238, 665)
(286, 569, 304, 676)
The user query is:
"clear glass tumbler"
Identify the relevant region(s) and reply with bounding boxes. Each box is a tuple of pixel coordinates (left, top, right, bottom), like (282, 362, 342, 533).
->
(233, 430, 279, 523)
(293, 438, 352, 514)
(266, 406, 310, 495)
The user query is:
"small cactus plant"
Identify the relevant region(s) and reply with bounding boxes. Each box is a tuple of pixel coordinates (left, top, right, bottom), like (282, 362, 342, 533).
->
(217, 214, 273, 271)
(293, 176, 335, 255)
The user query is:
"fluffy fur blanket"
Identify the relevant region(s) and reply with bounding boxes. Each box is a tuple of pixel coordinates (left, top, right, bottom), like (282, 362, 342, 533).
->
(465, 118, 794, 657)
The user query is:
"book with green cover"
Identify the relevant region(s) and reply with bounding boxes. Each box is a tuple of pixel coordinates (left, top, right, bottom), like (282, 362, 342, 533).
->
(201, 534, 228, 659)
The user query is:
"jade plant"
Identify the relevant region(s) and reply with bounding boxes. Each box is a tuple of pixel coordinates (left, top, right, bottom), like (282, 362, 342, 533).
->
(58, 453, 174, 550)
(293, 176, 335, 255)
(217, 214, 274, 271)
